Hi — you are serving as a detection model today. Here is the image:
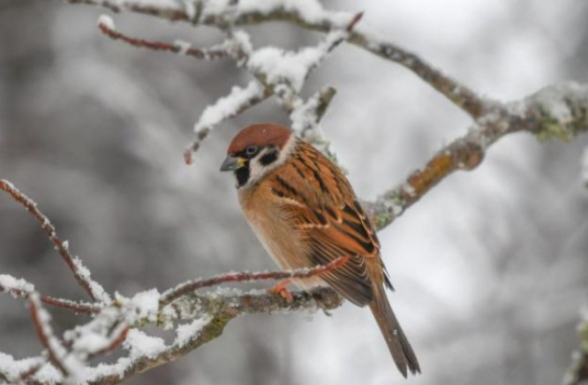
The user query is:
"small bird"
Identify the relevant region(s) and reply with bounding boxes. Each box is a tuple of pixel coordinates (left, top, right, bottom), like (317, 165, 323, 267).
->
(220, 123, 420, 377)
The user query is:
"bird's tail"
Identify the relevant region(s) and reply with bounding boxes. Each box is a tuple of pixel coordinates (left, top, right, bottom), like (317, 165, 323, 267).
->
(368, 285, 420, 377)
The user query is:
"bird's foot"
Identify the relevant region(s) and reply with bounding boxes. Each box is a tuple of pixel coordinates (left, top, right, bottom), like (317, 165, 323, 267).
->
(268, 279, 294, 303)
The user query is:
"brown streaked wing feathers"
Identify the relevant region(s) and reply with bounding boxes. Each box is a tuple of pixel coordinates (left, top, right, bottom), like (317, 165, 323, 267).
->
(268, 140, 383, 306)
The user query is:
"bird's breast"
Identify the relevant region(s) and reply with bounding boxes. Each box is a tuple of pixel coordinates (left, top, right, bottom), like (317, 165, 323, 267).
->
(238, 185, 324, 289)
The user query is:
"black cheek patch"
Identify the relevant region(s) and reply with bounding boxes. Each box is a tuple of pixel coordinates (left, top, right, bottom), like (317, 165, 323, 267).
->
(235, 166, 250, 187)
(259, 151, 278, 166)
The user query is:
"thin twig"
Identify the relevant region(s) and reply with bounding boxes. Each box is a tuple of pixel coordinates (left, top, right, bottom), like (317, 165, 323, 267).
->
(29, 294, 69, 376)
(0, 283, 100, 314)
(98, 18, 229, 60)
(0, 180, 108, 302)
(160, 255, 349, 306)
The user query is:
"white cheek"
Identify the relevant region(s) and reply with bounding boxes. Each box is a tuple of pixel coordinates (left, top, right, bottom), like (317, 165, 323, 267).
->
(238, 135, 297, 189)
(248, 159, 265, 183)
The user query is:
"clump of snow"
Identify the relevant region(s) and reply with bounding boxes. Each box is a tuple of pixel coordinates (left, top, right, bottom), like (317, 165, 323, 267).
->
(0, 274, 35, 295)
(208, 0, 352, 27)
(533, 85, 573, 125)
(0, 353, 45, 382)
(124, 329, 166, 359)
(223, 30, 253, 65)
(194, 81, 264, 132)
(116, 289, 160, 324)
(72, 331, 112, 355)
(174, 316, 212, 347)
(77, 329, 166, 383)
(248, 26, 348, 93)
(290, 98, 316, 133)
(34, 363, 62, 383)
(248, 46, 319, 92)
(97, 14, 115, 30)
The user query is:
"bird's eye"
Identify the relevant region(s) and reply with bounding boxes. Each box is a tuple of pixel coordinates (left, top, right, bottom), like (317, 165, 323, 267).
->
(245, 145, 258, 156)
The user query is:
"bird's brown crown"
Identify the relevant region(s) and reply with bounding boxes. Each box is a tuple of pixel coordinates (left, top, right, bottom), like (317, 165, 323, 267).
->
(227, 124, 293, 155)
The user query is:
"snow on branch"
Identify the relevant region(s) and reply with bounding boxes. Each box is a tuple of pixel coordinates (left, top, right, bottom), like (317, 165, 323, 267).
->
(77, 0, 489, 118)
(160, 255, 349, 306)
(8, 1, 588, 384)
(185, 11, 361, 163)
(0, 180, 348, 383)
(0, 274, 99, 315)
(98, 15, 231, 60)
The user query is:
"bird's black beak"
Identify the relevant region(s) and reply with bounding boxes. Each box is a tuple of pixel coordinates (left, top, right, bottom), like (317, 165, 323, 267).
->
(220, 155, 245, 172)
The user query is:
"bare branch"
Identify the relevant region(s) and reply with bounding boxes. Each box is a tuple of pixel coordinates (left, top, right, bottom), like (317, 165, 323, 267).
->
(0, 276, 99, 315)
(160, 255, 349, 306)
(0, 180, 109, 303)
(97, 15, 230, 60)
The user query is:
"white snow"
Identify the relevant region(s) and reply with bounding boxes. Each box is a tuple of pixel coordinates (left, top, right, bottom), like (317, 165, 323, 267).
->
(248, 46, 320, 92)
(174, 316, 212, 347)
(224, 30, 253, 65)
(0, 353, 45, 382)
(248, 27, 348, 93)
(290, 94, 319, 134)
(124, 329, 166, 359)
(194, 81, 264, 132)
(72, 332, 112, 354)
(97, 14, 115, 30)
(29, 293, 85, 380)
(174, 39, 192, 55)
(72, 256, 111, 303)
(532, 84, 573, 125)
(203, 0, 352, 27)
(117, 289, 160, 324)
(78, 329, 166, 383)
(0, 274, 35, 295)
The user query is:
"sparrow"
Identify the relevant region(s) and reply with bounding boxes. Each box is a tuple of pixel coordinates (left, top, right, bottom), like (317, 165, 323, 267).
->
(220, 123, 420, 377)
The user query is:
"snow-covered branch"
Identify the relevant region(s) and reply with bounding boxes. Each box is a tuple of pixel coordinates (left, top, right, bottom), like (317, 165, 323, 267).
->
(72, 0, 488, 118)
(365, 82, 588, 230)
(3, 1, 588, 384)
(0, 180, 346, 384)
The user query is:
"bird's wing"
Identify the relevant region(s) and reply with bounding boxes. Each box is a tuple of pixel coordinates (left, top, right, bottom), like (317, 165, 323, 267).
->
(268, 141, 389, 306)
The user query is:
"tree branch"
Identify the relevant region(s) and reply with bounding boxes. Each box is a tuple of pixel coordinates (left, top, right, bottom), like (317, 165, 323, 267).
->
(0, 180, 109, 303)
(69, 0, 489, 117)
(365, 82, 588, 230)
(160, 255, 348, 306)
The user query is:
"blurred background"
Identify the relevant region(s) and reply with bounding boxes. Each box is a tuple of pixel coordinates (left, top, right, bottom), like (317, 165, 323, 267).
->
(1, 0, 587, 384)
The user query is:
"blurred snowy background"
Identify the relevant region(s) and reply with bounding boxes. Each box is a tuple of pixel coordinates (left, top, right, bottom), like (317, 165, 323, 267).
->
(1, 0, 588, 384)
